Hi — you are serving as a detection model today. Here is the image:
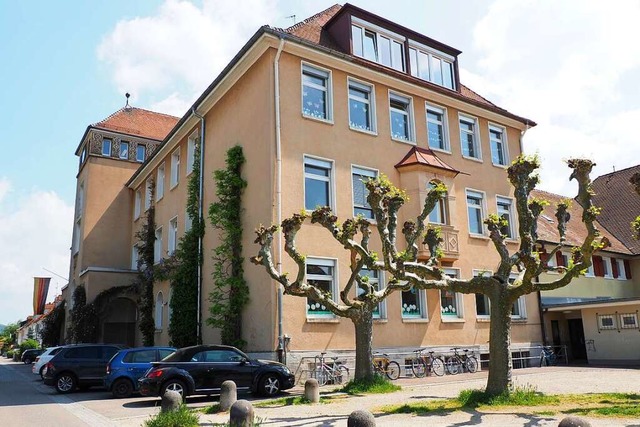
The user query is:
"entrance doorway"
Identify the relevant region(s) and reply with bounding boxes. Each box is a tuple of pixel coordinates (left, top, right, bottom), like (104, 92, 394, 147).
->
(567, 318, 587, 361)
(102, 297, 137, 347)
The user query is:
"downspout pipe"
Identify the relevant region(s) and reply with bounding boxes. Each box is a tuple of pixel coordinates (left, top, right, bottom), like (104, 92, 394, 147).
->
(192, 107, 206, 345)
(274, 37, 285, 362)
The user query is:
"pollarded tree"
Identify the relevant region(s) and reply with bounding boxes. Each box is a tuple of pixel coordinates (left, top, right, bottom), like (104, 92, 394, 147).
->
(252, 155, 605, 395)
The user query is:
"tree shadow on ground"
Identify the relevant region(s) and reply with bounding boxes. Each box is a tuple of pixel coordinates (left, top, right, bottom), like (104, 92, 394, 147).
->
(259, 414, 346, 426)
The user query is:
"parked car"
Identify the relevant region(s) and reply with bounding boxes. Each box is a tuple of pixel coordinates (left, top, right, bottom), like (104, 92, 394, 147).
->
(21, 348, 44, 364)
(43, 344, 127, 393)
(105, 346, 175, 398)
(139, 345, 295, 398)
(32, 346, 62, 379)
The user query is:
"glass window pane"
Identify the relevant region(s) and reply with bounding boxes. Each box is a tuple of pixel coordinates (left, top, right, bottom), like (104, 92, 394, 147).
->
(352, 25, 363, 57)
(442, 61, 454, 89)
(305, 164, 329, 177)
(120, 142, 129, 159)
(302, 85, 327, 119)
(363, 31, 377, 61)
(401, 288, 421, 317)
(409, 48, 418, 77)
(476, 293, 489, 315)
(379, 36, 391, 67)
(431, 57, 443, 85)
(305, 178, 329, 210)
(391, 41, 404, 71)
(418, 51, 430, 80)
(349, 86, 371, 131)
(441, 290, 457, 316)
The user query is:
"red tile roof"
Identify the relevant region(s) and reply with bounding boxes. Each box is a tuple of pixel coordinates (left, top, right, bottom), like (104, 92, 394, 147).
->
(395, 146, 460, 175)
(531, 189, 630, 255)
(275, 4, 529, 124)
(92, 107, 179, 141)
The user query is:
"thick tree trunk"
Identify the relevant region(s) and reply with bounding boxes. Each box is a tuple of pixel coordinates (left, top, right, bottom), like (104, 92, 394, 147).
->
(485, 293, 513, 396)
(352, 311, 375, 381)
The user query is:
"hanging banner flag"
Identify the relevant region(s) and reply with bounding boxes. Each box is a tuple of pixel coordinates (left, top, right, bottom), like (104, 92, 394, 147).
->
(33, 277, 51, 315)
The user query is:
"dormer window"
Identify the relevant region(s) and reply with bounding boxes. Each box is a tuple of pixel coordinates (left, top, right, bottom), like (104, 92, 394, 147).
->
(351, 18, 405, 72)
(408, 42, 455, 90)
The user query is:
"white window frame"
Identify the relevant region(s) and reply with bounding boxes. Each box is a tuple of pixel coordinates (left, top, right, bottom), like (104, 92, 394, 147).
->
(136, 144, 146, 163)
(489, 124, 509, 167)
(496, 196, 515, 239)
(154, 226, 163, 264)
(598, 314, 616, 330)
(301, 62, 333, 122)
(347, 78, 376, 134)
(509, 274, 527, 320)
(351, 18, 406, 72)
(119, 141, 129, 160)
(440, 268, 463, 320)
(144, 180, 152, 211)
(303, 155, 335, 212)
(356, 268, 386, 319)
(401, 282, 428, 320)
(131, 245, 139, 270)
(473, 269, 492, 319)
(170, 149, 180, 189)
(426, 103, 449, 152)
(351, 165, 377, 219)
(168, 216, 178, 256)
(156, 163, 165, 201)
(388, 91, 415, 143)
(408, 40, 456, 90)
(466, 189, 487, 236)
(602, 256, 613, 279)
(428, 181, 448, 225)
(155, 291, 164, 330)
(134, 189, 141, 220)
(102, 138, 112, 157)
(305, 257, 338, 319)
(615, 258, 627, 280)
(619, 313, 638, 329)
(584, 260, 595, 277)
(187, 132, 197, 175)
(459, 114, 482, 161)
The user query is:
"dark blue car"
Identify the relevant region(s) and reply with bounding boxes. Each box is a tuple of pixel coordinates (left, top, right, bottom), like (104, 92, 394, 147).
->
(105, 346, 175, 398)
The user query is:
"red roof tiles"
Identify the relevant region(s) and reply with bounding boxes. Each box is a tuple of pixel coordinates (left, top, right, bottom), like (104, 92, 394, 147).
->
(395, 146, 460, 175)
(92, 107, 179, 141)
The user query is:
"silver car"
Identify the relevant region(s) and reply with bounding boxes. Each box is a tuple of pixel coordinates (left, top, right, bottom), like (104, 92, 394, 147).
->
(32, 347, 62, 379)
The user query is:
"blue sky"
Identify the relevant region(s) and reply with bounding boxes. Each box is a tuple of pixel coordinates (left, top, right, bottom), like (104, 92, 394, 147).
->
(1, 0, 639, 325)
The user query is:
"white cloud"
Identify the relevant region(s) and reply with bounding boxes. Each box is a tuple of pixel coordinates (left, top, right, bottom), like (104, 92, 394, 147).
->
(97, 0, 278, 115)
(0, 186, 73, 324)
(470, 0, 640, 196)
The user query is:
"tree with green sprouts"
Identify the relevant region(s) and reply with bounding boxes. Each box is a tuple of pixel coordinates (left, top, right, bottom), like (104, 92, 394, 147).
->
(630, 172, 640, 240)
(253, 154, 605, 395)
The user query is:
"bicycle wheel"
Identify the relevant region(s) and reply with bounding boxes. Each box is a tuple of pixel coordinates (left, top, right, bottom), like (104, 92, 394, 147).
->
(430, 357, 445, 376)
(334, 365, 349, 384)
(465, 356, 478, 373)
(314, 368, 329, 386)
(411, 359, 427, 378)
(385, 361, 401, 380)
(445, 356, 460, 375)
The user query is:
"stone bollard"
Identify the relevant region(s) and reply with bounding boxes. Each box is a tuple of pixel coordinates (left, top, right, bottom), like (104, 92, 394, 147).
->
(304, 378, 320, 403)
(161, 390, 182, 413)
(558, 416, 592, 427)
(347, 409, 376, 427)
(220, 380, 237, 411)
(229, 400, 254, 427)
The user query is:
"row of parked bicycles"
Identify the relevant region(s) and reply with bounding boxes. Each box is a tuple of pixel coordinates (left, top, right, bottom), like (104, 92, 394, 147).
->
(408, 347, 479, 377)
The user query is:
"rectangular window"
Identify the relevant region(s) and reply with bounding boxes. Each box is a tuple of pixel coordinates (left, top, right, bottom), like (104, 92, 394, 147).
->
(136, 144, 146, 163)
(426, 105, 448, 151)
(170, 150, 180, 188)
(80, 146, 87, 166)
(489, 125, 508, 166)
(134, 189, 141, 220)
(131, 246, 139, 270)
(357, 268, 384, 319)
(145, 180, 152, 211)
(156, 164, 165, 201)
(302, 64, 331, 121)
(460, 115, 480, 160)
(615, 258, 627, 280)
(466, 190, 485, 235)
(401, 286, 427, 319)
(585, 261, 595, 277)
(597, 314, 616, 330)
(508, 274, 527, 319)
(73, 219, 81, 254)
(602, 256, 613, 278)
(187, 134, 197, 175)
(76, 182, 84, 218)
(102, 138, 112, 156)
(428, 181, 447, 225)
(119, 141, 129, 159)
(352, 166, 377, 219)
(474, 270, 491, 317)
(352, 22, 405, 71)
(408, 45, 455, 89)
(389, 92, 413, 142)
(619, 313, 638, 329)
(441, 268, 463, 319)
(304, 156, 333, 211)
(168, 217, 178, 255)
(154, 227, 163, 264)
(496, 196, 514, 239)
(348, 79, 375, 132)
(306, 258, 336, 318)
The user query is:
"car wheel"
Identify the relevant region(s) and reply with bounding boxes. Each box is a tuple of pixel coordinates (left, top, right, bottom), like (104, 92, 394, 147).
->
(112, 378, 134, 399)
(259, 373, 281, 397)
(55, 373, 76, 394)
(24, 357, 33, 365)
(39, 366, 46, 380)
(161, 379, 187, 398)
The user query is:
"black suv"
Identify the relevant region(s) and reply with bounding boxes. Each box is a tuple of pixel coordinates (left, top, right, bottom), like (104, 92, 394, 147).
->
(43, 344, 127, 393)
(21, 348, 44, 364)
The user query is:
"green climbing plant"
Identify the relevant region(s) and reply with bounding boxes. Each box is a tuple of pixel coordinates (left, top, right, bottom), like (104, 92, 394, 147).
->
(207, 145, 249, 349)
(68, 286, 98, 343)
(41, 300, 66, 347)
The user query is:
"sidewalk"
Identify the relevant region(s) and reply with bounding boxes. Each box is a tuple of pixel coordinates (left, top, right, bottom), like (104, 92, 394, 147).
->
(197, 366, 640, 426)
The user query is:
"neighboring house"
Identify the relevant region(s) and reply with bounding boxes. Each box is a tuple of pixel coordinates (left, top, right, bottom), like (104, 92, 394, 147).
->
(63, 4, 542, 364)
(537, 166, 640, 365)
(15, 299, 60, 345)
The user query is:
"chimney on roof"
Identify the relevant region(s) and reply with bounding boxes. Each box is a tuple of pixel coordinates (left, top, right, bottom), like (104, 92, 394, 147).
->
(124, 92, 132, 111)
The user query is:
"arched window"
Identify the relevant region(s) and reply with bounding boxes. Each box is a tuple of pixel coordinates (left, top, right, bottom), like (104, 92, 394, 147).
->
(155, 292, 164, 330)
(428, 181, 447, 225)
(167, 288, 173, 325)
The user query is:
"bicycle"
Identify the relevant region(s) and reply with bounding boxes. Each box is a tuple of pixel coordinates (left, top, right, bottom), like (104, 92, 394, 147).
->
(312, 352, 350, 386)
(539, 346, 559, 367)
(372, 353, 401, 380)
(444, 347, 478, 375)
(410, 349, 445, 378)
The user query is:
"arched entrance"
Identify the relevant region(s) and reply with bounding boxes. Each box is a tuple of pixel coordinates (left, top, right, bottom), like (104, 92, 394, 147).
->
(102, 297, 137, 346)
